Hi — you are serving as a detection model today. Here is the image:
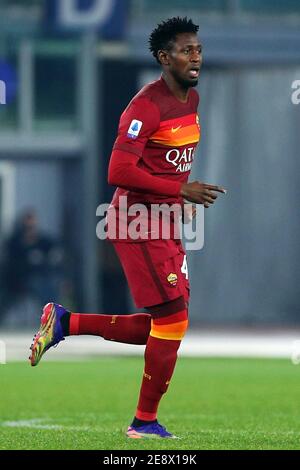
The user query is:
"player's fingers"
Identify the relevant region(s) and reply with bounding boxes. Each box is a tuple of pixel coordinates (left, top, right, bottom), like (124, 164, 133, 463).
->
(202, 192, 215, 204)
(204, 189, 218, 199)
(204, 184, 227, 194)
(204, 202, 210, 208)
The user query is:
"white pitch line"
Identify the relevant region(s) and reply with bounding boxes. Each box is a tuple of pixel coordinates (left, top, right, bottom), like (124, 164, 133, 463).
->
(1, 419, 89, 432)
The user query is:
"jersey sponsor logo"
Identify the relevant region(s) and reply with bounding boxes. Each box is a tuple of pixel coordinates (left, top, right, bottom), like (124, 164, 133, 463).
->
(171, 125, 182, 133)
(127, 119, 143, 139)
(167, 272, 178, 286)
(165, 146, 195, 172)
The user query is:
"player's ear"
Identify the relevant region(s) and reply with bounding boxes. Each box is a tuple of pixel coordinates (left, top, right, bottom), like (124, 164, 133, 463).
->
(158, 50, 169, 66)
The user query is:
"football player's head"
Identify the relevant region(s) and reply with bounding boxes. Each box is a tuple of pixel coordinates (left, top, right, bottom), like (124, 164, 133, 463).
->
(149, 17, 202, 88)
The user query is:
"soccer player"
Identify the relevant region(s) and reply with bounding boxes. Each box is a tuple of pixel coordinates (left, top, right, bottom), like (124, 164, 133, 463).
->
(29, 17, 226, 439)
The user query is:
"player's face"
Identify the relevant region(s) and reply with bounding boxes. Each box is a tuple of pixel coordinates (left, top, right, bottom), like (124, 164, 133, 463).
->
(168, 33, 202, 88)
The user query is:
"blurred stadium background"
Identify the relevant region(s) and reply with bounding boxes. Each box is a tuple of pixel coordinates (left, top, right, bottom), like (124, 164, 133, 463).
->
(0, 0, 300, 358)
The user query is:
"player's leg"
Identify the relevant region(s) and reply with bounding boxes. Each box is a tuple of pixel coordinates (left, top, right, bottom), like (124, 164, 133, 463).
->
(29, 304, 151, 366)
(127, 295, 188, 439)
(124, 239, 190, 438)
(65, 309, 150, 344)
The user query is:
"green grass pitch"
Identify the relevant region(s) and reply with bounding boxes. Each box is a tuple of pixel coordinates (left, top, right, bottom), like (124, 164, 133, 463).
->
(1, 357, 300, 450)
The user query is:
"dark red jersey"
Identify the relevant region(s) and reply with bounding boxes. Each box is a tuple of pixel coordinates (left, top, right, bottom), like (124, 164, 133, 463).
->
(107, 75, 200, 241)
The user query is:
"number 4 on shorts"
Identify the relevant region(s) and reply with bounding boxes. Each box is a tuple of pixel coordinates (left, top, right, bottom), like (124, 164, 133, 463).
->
(181, 255, 188, 279)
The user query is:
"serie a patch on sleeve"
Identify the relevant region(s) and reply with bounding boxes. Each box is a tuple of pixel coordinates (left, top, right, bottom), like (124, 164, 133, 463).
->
(127, 119, 143, 139)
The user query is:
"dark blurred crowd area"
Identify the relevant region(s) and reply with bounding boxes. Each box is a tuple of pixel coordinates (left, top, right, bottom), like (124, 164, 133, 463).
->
(0, 209, 75, 329)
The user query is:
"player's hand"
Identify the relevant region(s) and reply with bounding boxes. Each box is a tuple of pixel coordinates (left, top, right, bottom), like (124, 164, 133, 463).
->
(180, 181, 227, 208)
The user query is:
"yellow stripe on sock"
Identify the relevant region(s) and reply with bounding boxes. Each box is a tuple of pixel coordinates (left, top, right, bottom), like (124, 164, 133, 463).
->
(150, 319, 188, 340)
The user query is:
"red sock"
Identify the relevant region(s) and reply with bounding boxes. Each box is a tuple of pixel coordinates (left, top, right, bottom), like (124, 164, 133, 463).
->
(69, 313, 151, 345)
(135, 299, 188, 421)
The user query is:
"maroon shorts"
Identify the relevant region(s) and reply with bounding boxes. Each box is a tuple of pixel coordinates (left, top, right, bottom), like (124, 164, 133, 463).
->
(112, 239, 189, 308)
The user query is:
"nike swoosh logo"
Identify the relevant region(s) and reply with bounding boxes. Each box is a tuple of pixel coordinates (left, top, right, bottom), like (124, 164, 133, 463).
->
(171, 125, 182, 133)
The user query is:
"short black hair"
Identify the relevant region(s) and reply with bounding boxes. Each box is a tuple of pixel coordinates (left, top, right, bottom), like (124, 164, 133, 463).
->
(149, 17, 199, 63)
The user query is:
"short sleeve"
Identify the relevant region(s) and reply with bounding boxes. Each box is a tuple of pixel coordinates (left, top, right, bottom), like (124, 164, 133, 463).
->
(113, 97, 160, 158)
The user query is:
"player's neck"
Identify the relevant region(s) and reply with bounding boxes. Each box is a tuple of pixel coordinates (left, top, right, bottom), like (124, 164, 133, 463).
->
(161, 73, 189, 103)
